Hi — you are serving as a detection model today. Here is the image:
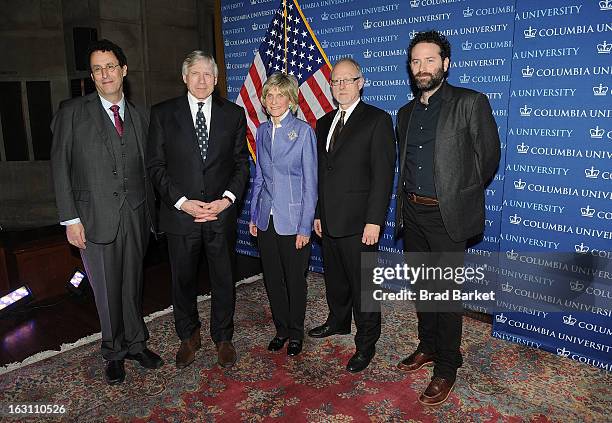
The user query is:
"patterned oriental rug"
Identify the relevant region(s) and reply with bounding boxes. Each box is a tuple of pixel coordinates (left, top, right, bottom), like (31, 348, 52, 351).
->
(0, 274, 609, 422)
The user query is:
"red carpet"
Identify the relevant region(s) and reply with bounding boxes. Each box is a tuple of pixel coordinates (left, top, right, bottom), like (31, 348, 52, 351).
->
(1, 274, 609, 422)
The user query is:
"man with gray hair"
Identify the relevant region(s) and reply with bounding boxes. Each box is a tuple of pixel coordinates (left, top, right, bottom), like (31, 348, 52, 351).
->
(309, 58, 396, 372)
(147, 51, 249, 369)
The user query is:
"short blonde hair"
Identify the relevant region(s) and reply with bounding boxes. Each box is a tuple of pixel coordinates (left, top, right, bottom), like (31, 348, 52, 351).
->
(261, 72, 299, 113)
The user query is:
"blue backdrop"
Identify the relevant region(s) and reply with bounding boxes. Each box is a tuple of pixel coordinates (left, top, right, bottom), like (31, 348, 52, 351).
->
(222, 0, 612, 371)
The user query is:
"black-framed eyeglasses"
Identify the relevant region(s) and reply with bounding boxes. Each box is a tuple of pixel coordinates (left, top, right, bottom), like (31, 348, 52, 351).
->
(91, 63, 122, 76)
(330, 77, 361, 87)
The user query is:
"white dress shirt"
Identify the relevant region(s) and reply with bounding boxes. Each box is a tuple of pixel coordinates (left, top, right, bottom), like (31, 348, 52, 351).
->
(326, 99, 360, 152)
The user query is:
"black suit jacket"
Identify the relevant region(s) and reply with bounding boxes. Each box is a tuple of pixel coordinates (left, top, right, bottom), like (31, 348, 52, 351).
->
(316, 101, 396, 238)
(51, 92, 156, 243)
(395, 81, 501, 242)
(147, 94, 249, 235)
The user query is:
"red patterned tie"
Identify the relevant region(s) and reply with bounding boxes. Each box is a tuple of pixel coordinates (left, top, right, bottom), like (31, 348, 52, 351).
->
(110, 104, 124, 137)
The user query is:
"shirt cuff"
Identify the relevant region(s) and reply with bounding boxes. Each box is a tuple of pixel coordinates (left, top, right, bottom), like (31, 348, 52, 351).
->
(61, 218, 81, 226)
(175, 196, 188, 210)
(222, 190, 236, 203)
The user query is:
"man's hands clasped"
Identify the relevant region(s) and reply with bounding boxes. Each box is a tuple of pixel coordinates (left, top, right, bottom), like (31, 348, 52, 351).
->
(181, 198, 231, 223)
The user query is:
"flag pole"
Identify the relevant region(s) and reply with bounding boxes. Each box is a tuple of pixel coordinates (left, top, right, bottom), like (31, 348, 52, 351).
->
(283, 0, 288, 73)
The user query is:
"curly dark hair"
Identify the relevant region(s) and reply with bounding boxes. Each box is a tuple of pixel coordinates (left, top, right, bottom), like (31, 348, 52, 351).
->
(86, 39, 128, 69)
(408, 30, 451, 61)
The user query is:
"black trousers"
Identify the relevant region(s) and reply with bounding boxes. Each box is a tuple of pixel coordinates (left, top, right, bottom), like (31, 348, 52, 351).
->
(81, 202, 149, 360)
(322, 232, 380, 354)
(166, 222, 235, 343)
(402, 198, 465, 382)
(257, 216, 310, 340)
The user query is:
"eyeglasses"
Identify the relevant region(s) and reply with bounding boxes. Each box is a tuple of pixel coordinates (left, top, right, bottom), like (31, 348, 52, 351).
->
(330, 77, 361, 87)
(91, 63, 122, 76)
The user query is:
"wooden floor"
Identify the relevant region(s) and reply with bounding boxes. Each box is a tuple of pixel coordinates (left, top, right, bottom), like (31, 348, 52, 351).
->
(0, 237, 261, 366)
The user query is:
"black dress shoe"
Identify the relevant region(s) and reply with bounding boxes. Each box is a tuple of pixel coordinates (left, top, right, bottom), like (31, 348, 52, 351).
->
(267, 337, 288, 352)
(105, 360, 125, 385)
(346, 350, 374, 373)
(308, 324, 350, 338)
(125, 348, 164, 369)
(287, 340, 303, 356)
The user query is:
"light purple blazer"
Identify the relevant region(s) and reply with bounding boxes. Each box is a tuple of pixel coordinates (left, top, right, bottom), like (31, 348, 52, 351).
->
(249, 112, 317, 236)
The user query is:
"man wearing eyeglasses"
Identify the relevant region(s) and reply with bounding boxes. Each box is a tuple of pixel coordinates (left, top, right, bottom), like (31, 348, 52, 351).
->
(309, 58, 396, 373)
(51, 39, 163, 385)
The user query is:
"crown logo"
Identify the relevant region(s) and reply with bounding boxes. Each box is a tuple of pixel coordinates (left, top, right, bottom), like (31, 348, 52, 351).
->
(410, 0, 420, 8)
(320, 40, 329, 49)
(524, 26, 537, 38)
(363, 49, 372, 59)
(407, 93, 414, 100)
(495, 313, 508, 323)
(570, 280, 585, 291)
(459, 73, 470, 84)
(562, 314, 577, 326)
(253, 48, 258, 56)
(590, 126, 605, 138)
(520, 105, 532, 116)
(521, 66, 534, 78)
(574, 243, 589, 253)
(224, 39, 229, 46)
(509, 214, 522, 225)
(581, 206, 595, 217)
(462, 41, 472, 51)
(593, 83, 609, 96)
(409, 29, 418, 39)
(597, 40, 612, 53)
(514, 179, 526, 190)
(363, 79, 371, 88)
(252, 23, 258, 31)
(585, 166, 600, 179)
(516, 142, 529, 153)
(463, 7, 474, 17)
(321, 12, 329, 21)
(363, 20, 372, 30)
(501, 282, 513, 292)
(506, 250, 519, 260)
(600, 0, 612, 10)
(250, 0, 256, 4)
(557, 348, 571, 358)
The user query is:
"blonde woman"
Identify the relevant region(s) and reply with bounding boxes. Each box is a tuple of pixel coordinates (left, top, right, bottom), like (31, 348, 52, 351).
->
(249, 73, 317, 356)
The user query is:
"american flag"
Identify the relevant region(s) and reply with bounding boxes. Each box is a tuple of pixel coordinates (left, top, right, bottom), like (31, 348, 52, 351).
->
(236, 0, 335, 160)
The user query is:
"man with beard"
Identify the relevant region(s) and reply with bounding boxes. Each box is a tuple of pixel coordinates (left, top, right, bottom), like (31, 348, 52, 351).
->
(394, 31, 500, 405)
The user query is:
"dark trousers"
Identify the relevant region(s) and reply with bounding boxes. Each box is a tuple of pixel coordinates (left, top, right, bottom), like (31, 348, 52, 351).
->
(322, 232, 380, 354)
(81, 202, 149, 360)
(257, 216, 310, 340)
(402, 198, 465, 382)
(166, 223, 235, 343)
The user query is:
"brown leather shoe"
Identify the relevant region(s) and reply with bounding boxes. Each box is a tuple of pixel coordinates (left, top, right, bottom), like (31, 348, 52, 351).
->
(418, 377, 455, 406)
(397, 351, 434, 372)
(175, 329, 201, 369)
(216, 341, 237, 368)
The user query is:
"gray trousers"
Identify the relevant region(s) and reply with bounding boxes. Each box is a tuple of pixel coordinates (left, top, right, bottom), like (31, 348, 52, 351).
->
(81, 202, 149, 360)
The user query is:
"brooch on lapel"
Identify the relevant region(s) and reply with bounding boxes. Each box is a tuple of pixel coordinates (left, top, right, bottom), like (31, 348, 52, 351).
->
(288, 130, 298, 141)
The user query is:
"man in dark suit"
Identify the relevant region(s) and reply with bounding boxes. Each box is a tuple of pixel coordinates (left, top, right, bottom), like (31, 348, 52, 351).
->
(51, 39, 163, 385)
(310, 58, 396, 373)
(147, 51, 249, 369)
(395, 30, 501, 405)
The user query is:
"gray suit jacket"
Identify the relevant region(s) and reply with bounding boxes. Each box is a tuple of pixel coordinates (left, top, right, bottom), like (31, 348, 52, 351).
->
(395, 82, 501, 242)
(51, 92, 156, 243)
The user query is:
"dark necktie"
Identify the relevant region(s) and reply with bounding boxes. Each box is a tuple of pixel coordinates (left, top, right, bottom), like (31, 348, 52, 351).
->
(109, 104, 123, 137)
(329, 110, 345, 152)
(196, 102, 209, 162)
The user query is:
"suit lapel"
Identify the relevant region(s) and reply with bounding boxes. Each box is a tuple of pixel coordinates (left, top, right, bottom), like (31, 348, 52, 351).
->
(207, 96, 223, 162)
(435, 82, 454, 141)
(85, 94, 115, 163)
(173, 96, 200, 156)
(318, 114, 333, 159)
(330, 101, 366, 156)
